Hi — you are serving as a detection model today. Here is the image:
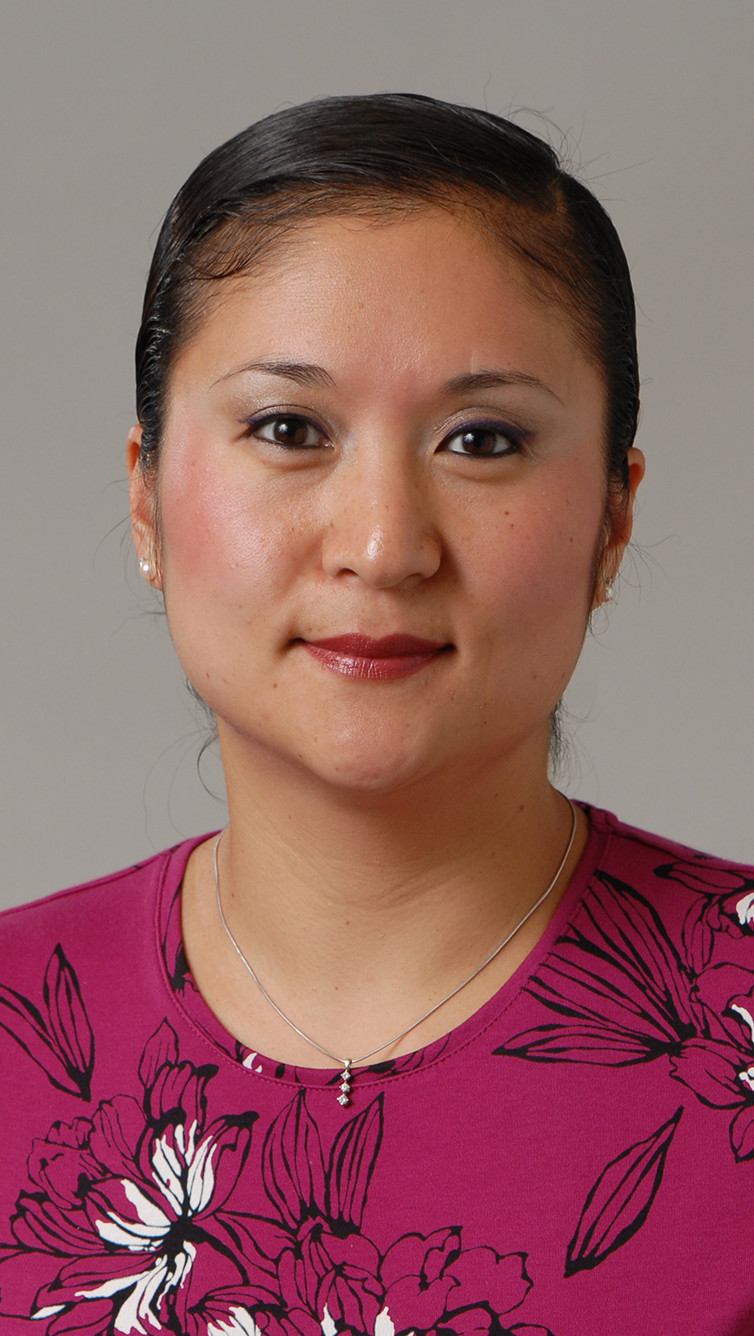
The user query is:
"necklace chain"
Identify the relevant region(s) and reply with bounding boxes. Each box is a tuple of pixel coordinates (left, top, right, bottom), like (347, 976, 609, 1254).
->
(213, 799, 577, 1107)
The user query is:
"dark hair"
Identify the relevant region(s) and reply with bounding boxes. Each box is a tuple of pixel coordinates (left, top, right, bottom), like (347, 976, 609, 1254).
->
(135, 93, 639, 511)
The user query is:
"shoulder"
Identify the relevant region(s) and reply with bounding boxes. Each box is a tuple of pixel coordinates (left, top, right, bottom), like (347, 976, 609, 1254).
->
(587, 802, 754, 892)
(587, 801, 750, 861)
(576, 804, 754, 972)
(0, 835, 210, 983)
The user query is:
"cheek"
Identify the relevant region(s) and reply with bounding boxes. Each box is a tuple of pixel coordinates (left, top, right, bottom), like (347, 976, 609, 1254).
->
(510, 503, 601, 588)
(472, 479, 605, 644)
(156, 453, 303, 706)
(157, 449, 282, 603)
(539, 505, 603, 612)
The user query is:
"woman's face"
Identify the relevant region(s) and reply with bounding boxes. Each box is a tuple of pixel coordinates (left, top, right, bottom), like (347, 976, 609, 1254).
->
(129, 209, 642, 796)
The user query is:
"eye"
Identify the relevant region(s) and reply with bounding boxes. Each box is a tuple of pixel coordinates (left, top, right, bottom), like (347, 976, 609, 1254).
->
(441, 422, 524, 458)
(246, 414, 329, 450)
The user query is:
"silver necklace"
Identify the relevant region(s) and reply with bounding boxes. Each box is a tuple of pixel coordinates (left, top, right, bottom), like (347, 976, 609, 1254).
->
(213, 800, 577, 1107)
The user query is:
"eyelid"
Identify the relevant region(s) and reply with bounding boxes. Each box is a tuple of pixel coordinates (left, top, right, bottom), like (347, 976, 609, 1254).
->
(440, 417, 531, 457)
(241, 409, 332, 449)
(238, 407, 532, 456)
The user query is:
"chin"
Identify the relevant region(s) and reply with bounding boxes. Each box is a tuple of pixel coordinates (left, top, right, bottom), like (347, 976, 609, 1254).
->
(304, 749, 435, 799)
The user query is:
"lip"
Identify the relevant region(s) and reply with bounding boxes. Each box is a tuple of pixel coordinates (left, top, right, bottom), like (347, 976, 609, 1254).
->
(300, 634, 451, 681)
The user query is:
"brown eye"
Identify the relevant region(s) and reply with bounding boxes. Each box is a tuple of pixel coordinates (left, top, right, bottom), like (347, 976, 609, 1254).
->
(250, 415, 326, 449)
(443, 424, 522, 458)
(271, 417, 312, 446)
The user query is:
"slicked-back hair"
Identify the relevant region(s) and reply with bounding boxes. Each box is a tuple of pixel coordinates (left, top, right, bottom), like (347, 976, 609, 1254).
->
(135, 93, 639, 515)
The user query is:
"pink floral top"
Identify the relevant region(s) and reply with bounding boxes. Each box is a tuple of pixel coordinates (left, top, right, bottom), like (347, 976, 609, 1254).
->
(2, 806, 754, 1336)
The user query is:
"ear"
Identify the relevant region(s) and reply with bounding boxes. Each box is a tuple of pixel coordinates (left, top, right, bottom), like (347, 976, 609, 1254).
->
(595, 446, 645, 606)
(127, 425, 162, 589)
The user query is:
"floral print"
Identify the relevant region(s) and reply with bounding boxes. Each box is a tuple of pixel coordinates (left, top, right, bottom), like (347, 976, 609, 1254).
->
(0, 1019, 549, 1335)
(494, 854, 754, 1277)
(0, 944, 93, 1099)
(564, 1107, 682, 1276)
(3, 812, 754, 1332)
(496, 863, 754, 1157)
(0, 1021, 256, 1333)
(193, 1090, 545, 1336)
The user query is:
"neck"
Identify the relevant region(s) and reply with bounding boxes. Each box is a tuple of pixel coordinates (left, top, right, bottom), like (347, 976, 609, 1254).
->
(180, 726, 586, 1071)
(179, 726, 585, 1068)
(215, 729, 574, 988)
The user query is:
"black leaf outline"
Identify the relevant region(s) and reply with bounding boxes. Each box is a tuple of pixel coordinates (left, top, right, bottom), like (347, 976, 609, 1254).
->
(681, 899, 715, 973)
(565, 1106, 682, 1276)
(730, 1104, 754, 1161)
(138, 1018, 179, 1089)
(497, 873, 706, 1071)
(0, 945, 94, 1099)
(550, 871, 699, 1034)
(161, 883, 193, 994)
(326, 1093, 384, 1228)
(497, 1022, 660, 1066)
(261, 1091, 326, 1227)
(656, 859, 754, 898)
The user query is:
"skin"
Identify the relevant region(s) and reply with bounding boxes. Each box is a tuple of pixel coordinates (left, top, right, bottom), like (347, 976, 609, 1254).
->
(128, 208, 644, 1068)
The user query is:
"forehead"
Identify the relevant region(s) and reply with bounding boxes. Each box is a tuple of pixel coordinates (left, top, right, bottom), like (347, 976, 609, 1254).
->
(171, 209, 604, 411)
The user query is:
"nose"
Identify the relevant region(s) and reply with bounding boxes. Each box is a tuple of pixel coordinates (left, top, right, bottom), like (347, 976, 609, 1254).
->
(320, 448, 442, 588)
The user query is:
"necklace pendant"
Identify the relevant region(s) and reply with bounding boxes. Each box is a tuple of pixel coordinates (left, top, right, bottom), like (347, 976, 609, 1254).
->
(337, 1060, 352, 1107)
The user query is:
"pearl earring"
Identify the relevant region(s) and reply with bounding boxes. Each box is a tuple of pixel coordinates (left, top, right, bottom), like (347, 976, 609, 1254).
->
(139, 556, 154, 578)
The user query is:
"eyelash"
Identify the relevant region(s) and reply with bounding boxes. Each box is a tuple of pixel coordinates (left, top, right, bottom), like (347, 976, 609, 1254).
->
(244, 414, 328, 450)
(243, 413, 528, 458)
(441, 421, 527, 459)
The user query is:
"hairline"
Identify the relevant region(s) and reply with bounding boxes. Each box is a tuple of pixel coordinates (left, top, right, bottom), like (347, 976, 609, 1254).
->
(146, 189, 611, 465)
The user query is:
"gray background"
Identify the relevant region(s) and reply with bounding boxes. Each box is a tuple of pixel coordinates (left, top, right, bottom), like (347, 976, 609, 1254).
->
(2, 0, 752, 911)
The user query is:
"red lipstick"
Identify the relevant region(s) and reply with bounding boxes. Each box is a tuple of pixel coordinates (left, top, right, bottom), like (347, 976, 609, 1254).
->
(301, 634, 450, 680)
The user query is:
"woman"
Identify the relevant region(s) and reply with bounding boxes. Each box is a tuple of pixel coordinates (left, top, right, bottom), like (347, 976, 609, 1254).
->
(1, 94, 753, 1336)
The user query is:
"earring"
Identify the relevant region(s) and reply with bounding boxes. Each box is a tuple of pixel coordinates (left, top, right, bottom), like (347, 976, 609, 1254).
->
(603, 576, 614, 601)
(139, 556, 154, 578)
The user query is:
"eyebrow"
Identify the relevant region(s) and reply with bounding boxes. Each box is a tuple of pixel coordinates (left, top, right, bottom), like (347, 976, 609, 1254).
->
(440, 369, 563, 405)
(214, 359, 336, 389)
(214, 360, 561, 404)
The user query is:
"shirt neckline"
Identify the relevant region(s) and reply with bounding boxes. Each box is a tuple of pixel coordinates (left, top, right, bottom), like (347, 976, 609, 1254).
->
(154, 804, 611, 1094)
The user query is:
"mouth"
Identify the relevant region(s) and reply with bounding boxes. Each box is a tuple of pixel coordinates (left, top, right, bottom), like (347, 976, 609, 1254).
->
(299, 634, 453, 681)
